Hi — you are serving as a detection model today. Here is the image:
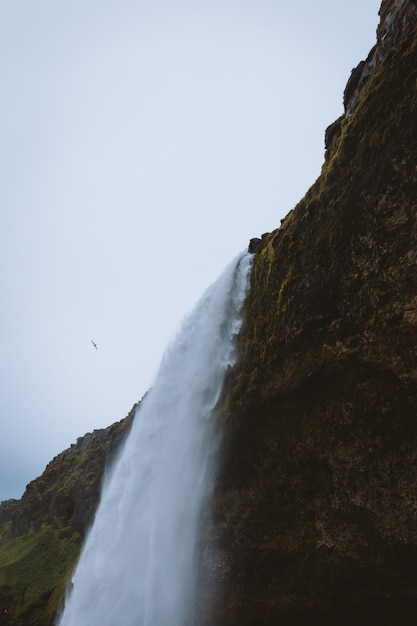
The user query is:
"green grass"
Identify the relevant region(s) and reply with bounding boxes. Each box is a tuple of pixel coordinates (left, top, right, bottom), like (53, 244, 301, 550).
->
(0, 526, 80, 625)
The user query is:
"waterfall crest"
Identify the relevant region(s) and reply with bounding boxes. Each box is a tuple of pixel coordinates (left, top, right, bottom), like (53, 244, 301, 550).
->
(57, 251, 253, 626)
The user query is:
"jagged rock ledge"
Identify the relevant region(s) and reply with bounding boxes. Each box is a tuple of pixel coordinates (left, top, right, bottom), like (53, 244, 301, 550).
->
(325, 0, 417, 159)
(0, 404, 136, 541)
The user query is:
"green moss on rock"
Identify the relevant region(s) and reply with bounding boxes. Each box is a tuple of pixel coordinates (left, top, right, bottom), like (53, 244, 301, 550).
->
(0, 405, 136, 625)
(0, 527, 79, 626)
(199, 4, 417, 624)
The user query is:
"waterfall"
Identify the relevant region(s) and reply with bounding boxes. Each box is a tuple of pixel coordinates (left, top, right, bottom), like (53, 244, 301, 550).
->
(57, 251, 253, 626)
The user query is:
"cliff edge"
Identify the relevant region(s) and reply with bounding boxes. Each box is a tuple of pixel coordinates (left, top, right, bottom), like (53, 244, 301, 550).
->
(0, 407, 134, 625)
(202, 1, 417, 624)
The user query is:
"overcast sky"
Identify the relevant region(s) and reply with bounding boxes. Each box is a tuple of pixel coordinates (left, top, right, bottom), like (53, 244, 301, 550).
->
(0, 0, 381, 501)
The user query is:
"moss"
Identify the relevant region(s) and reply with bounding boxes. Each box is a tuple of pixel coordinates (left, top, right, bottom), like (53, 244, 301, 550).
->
(0, 526, 79, 625)
(277, 274, 292, 314)
(0, 405, 135, 624)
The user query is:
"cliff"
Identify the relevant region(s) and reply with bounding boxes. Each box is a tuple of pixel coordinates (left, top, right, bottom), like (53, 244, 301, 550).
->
(0, 407, 134, 625)
(1, 1, 417, 624)
(201, 1, 417, 624)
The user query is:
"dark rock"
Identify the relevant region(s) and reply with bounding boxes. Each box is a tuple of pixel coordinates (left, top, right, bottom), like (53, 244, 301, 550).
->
(198, 2, 417, 624)
(249, 233, 270, 254)
(248, 238, 263, 254)
(344, 60, 366, 112)
(0, 406, 136, 625)
(324, 115, 344, 159)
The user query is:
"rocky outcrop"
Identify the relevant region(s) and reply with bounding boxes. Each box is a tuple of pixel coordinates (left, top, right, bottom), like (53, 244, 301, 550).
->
(0, 406, 135, 626)
(199, 2, 417, 624)
(326, 0, 417, 160)
(0, 406, 135, 541)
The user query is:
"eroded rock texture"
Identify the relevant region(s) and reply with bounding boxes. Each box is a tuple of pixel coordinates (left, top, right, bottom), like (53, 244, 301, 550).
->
(0, 408, 134, 626)
(199, 2, 417, 624)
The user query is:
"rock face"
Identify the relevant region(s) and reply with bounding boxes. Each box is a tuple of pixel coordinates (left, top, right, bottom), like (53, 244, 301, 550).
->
(0, 408, 134, 626)
(0, 408, 134, 541)
(199, 2, 417, 624)
(1, 2, 417, 624)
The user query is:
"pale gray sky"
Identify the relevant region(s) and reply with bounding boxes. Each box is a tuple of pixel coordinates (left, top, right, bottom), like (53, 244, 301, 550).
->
(0, 0, 381, 501)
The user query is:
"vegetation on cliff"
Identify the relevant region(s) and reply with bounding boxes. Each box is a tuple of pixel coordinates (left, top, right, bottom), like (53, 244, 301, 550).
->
(0, 408, 134, 625)
(203, 1, 417, 624)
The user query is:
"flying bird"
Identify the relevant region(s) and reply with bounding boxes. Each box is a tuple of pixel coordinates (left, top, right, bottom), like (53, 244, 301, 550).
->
(91, 340, 98, 350)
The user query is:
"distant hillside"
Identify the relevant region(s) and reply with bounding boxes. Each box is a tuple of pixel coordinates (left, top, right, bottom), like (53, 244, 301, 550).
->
(0, 407, 134, 625)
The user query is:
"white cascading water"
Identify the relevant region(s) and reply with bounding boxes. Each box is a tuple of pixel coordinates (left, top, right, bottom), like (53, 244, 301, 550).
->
(57, 251, 253, 626)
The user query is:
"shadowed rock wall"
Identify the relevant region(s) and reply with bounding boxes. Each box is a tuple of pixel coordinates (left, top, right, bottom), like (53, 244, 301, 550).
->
(199, 2, 417, 624)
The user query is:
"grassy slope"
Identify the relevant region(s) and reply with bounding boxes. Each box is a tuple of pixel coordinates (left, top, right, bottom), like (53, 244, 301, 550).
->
(0, 527, 79, 626)
(0, 408, 135, 625)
